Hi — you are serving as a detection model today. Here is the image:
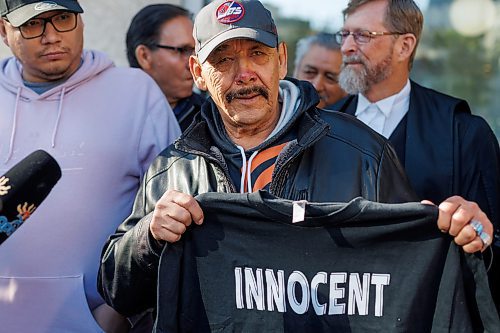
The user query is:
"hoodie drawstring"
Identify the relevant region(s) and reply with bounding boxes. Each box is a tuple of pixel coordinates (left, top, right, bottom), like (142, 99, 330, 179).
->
(237, 146, 259, 193)
(237, 146, 247, 194)
(51, 87, 66, 148)
(4, 86, 22, 164)
(4, 86, 66, 163)
(246, 151, 258, 193)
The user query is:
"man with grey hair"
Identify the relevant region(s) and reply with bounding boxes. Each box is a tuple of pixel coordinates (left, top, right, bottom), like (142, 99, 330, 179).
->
(333, 0, 500, 311)
(293, 32, 347, 108)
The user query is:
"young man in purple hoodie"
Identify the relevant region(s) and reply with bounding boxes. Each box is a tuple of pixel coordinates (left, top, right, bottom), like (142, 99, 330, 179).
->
(0, 0, 180, 332)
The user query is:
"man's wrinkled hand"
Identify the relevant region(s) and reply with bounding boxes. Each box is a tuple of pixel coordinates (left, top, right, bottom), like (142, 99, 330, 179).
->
(422, 195, 492, 253)
(149, 189, 204, 243)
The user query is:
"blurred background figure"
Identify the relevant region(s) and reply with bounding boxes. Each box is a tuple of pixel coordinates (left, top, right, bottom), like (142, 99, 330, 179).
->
(126, 4, 205, 131)
(293, 32, 347, 108)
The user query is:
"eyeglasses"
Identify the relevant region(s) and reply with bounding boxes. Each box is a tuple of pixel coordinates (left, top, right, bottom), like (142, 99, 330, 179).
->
(154, 44, 195, 57)
(16, 12, 78, 39)
(334, 30, 403, 45)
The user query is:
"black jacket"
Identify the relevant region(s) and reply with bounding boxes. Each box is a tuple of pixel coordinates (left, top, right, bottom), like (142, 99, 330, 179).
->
(173, 92, 205, 132)
(98, 79, 416, 317)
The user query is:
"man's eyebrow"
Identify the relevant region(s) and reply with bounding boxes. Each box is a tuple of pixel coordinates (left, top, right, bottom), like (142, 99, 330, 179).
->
(325, 72, 340, 80)
(250, 43, 265, 50)
(213, 44, 230, 54)
(303, 65, 318, 70)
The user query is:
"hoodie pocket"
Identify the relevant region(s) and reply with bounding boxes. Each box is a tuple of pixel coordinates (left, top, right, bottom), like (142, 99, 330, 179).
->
(0, 275, 104, 333)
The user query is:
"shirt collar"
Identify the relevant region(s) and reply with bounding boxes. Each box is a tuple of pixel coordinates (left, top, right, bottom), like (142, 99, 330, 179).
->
(355, 80, 411, 118)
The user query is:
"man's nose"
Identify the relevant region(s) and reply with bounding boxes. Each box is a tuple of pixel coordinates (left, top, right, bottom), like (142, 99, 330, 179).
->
(311, 75, 325, 92)
(340, 34, 358, 55)
(40, 21, 61, 43)
(235, 57, 257, 84)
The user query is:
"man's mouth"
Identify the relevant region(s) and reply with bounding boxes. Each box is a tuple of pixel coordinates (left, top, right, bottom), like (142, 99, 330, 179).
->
(342, 55, 364, 67)
(39, 50, 67, 60)
(226, 86, 269, 103)
(237, 93, 260, 99)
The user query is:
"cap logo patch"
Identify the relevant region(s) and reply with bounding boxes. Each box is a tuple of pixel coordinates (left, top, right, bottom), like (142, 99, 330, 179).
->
(34, 2, 59, 11)
(216, 1, 245, 24)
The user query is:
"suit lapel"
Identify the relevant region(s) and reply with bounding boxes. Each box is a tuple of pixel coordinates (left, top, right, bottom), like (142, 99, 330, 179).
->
(404, 81, 456, 201)
(335, 95, 358, 116)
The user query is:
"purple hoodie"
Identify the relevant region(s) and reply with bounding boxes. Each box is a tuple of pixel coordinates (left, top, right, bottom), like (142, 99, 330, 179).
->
(0, 50, 180, 332)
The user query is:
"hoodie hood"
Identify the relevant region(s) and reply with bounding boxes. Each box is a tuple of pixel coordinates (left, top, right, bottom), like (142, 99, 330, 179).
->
(0, 49, 114, 101)
(1, 50, 115, 162)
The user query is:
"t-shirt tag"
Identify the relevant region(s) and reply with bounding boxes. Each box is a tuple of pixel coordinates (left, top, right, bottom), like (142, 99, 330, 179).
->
(292, 200, 308, 223)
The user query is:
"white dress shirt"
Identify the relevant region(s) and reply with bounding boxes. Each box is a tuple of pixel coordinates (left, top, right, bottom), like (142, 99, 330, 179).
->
(355, 80, 411, 138)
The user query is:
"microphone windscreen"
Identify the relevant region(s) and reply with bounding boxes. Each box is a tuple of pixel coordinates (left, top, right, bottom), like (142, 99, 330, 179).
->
(0, 150, 62, 244)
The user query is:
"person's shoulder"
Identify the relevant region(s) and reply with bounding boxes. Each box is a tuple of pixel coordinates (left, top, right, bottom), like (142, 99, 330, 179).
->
(80, 50, 154, 83)
(183, 91, 206, 109)
(316, 108, 389, 154)
(96, 66, 166, 101)
(455, 109, 497, 138)
(324, 95, 354, 111)
(410, 81, 497, 130)
(102, 66, 155, 83)
(318, 107, 382, 137)
(411, 80, 467, 107)
(411, 81, 499, 137)
(144, 138, 197, 183)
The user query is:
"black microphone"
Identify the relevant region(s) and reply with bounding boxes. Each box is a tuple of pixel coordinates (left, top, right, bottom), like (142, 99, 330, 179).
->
(0, 150, 62, 245)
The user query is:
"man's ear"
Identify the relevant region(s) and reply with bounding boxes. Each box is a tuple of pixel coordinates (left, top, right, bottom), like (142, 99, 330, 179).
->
(397, 33, 417, 63)
(0, 19, 10, 47)
(277, 42, 288, 79)
(135, 45, 153, 70)
(78, 13, 84, 29)
(189, 55, 207, 91)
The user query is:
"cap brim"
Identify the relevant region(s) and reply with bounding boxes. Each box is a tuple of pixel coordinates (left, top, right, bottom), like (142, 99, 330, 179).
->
(197, 27, 277, 63)
(6, 1, 83, 27)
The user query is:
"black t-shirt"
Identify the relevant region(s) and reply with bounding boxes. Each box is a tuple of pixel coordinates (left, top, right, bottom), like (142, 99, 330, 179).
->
(155, 191, 498, 332)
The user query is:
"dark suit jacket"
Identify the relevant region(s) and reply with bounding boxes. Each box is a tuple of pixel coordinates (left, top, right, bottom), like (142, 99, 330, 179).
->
(329, 80, 500, 309)
(330, 81, 500, 230)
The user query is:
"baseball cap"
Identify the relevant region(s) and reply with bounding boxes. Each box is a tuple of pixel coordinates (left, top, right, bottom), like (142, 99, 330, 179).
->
(0, 0, 83, 27)
(193, 0, 278, 63)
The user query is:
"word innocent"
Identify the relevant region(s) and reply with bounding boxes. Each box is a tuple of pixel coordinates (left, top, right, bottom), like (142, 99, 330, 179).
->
(234, 267, 390, 317)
